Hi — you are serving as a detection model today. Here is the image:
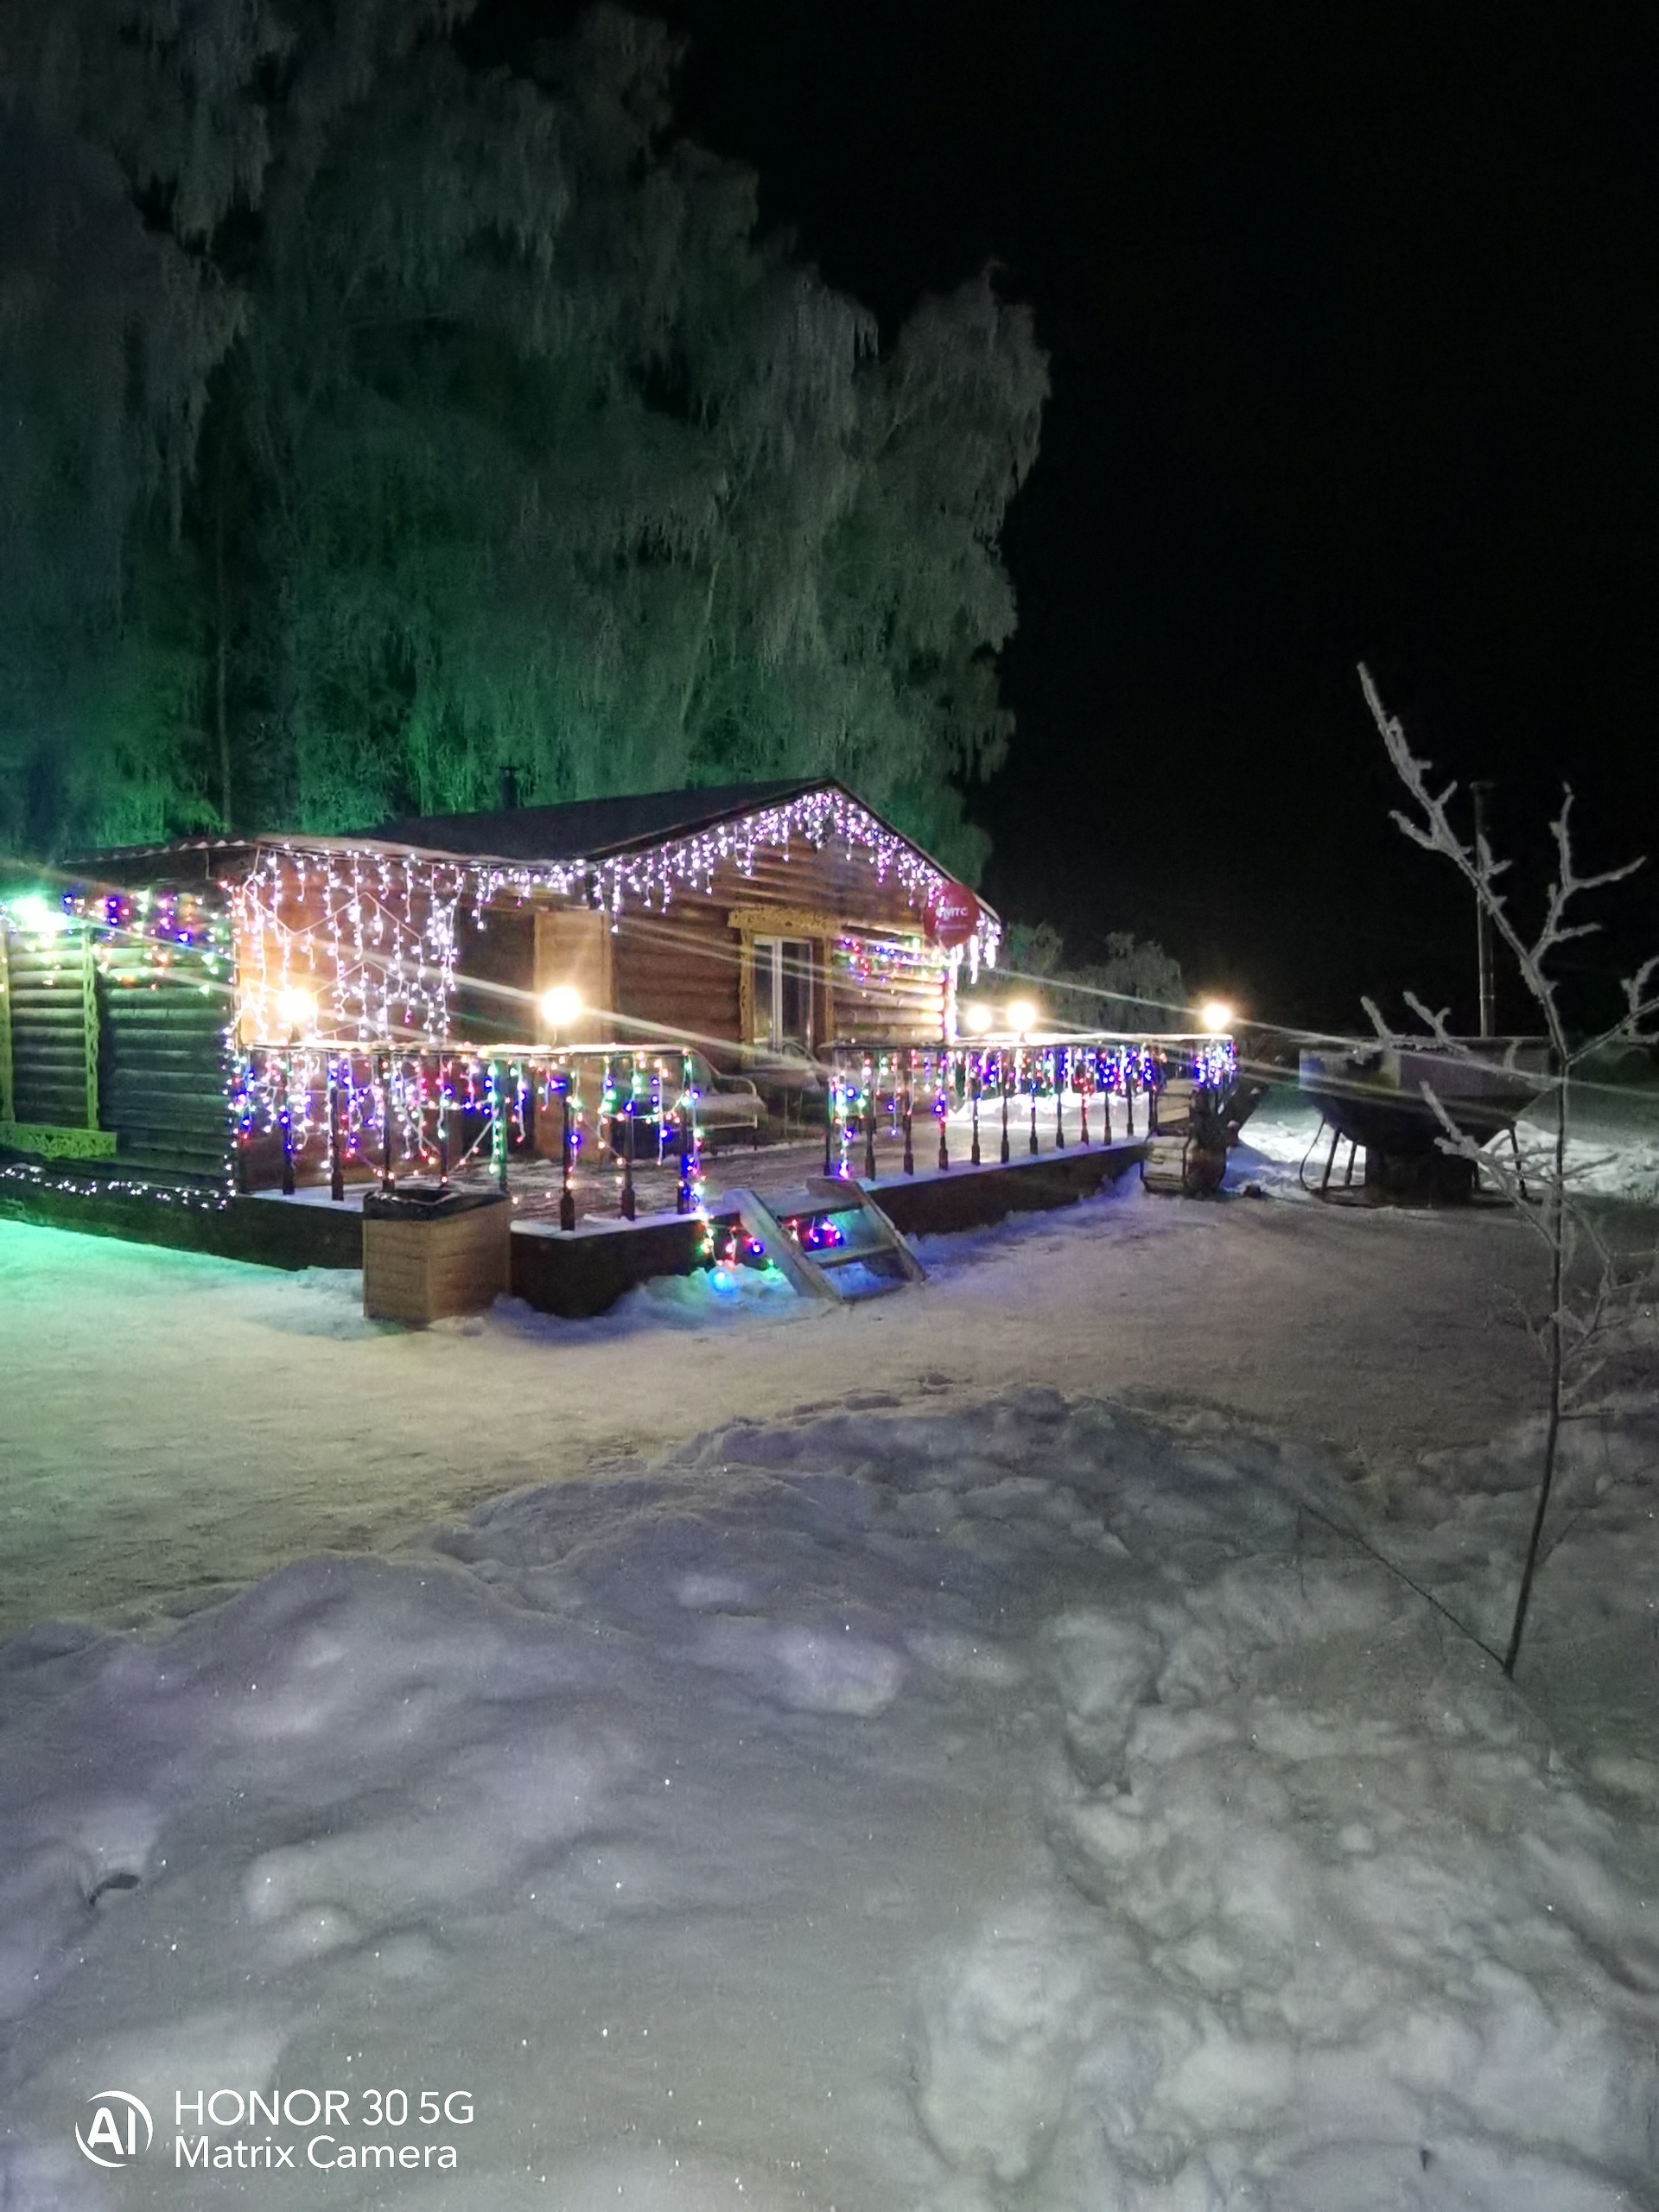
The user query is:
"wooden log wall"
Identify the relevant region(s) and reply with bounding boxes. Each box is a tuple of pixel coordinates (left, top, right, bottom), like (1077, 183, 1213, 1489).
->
(604, 837, 951, 1052)
(612, 893, 743, 1049)
(3, 928, 96, 1130)
(0, 917, 232, 1179)
(453, 905, 535, 1044)
(229, 823, 959, 1071)
(98, 938, 234, 1179)
(830, 939, 949, 1046)
(714, 839, 939, 938)
(233, 850, 472, 1046)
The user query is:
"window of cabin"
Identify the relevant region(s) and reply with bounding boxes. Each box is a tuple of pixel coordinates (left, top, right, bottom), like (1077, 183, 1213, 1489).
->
(750, 938, 814, 1049)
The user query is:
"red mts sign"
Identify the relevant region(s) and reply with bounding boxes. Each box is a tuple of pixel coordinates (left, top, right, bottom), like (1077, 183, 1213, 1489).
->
(925, 882, 981, 948)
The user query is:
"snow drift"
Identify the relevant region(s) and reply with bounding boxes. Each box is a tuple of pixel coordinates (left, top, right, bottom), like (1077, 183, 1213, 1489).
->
(2, 1390, 1656, 2209)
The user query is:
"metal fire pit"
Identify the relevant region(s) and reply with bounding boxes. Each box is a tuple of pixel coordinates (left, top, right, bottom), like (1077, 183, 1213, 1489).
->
(1298, 1040, 1552, 1204)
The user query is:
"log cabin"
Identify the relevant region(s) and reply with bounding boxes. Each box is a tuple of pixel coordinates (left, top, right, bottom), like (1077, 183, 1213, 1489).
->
(0, 780, 998, 1194)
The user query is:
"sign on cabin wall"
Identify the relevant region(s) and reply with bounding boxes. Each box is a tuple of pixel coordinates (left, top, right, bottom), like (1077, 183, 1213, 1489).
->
(924, 882, 981, 950)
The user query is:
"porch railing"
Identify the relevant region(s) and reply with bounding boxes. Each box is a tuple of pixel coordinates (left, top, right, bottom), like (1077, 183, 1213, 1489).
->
(231, 1030, 1236, 1224)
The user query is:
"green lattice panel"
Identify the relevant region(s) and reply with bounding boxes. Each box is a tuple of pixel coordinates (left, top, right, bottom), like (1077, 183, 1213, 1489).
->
(0, 1121, 118, 1161)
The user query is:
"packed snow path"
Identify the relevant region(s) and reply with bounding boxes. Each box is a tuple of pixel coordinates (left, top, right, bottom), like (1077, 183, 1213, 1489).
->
(3, 1390, 1656, 2209)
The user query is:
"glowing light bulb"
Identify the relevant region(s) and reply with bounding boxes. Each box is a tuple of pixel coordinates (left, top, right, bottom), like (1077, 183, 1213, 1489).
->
(1200, 999, 1233, 1034)
(275, 983, 316, 1033)
(540, 983, 582, 1029)
(1006, 998, 1039, 1036)
(5, 893, 63, 937)
(963, 1001, 995, 1035)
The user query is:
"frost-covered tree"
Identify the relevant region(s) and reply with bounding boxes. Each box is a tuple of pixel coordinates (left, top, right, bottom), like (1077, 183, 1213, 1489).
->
(0, 3, 1045, 878)
(1360, 664, 1659, 1675)
(0, 0, 273, 848)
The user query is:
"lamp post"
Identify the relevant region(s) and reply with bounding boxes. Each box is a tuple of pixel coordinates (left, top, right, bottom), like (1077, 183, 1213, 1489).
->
(280, 1054, 296, 1196)
(678, 1052, 696, 1215)
(1002, 1001, 1039, 1156)
(381, 1053, 396, 1191)
(538, 985, 583, 1216)
(490, 1060, 508, 1194)
(1471, 780, 1496, 1039)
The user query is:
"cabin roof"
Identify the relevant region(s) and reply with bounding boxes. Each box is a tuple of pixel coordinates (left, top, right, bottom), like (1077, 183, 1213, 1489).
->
(375, 779, 822, 862)
(60, 778, 997, 925)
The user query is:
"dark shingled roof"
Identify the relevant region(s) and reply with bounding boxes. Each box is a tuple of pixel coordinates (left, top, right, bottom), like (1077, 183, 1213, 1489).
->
(376, 779, 825, 862)
(63, 779, 997, 915)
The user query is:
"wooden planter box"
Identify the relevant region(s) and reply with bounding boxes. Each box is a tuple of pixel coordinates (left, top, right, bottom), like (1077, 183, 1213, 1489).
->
(362, 1186, 512, 1324)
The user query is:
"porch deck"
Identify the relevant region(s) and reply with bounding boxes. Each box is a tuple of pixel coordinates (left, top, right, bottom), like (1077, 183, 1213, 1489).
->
(1, 1037, 1205, 1300)
(0, 1117, 1147, 1306)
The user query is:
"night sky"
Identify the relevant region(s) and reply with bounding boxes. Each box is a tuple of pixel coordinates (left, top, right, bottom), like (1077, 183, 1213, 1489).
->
(481, 2, 1657, 1033)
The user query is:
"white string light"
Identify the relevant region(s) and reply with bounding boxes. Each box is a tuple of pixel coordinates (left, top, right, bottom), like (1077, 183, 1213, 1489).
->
(232, 790, 1001, 1047)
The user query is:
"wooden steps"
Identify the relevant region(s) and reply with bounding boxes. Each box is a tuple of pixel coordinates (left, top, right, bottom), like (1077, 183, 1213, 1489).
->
(721, 1176, 925, 1301)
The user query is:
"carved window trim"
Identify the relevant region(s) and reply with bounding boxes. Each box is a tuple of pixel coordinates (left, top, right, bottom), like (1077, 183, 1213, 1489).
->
(727, 906, 941, 1050)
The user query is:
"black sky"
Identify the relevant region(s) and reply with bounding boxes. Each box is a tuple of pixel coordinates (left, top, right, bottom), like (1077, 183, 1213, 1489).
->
(480, 1, 1657, 1031)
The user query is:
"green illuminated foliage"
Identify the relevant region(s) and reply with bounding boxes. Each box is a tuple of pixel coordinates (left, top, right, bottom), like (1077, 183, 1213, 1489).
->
(0, 3, 1045, 877)
(1001, 922, 1189, 1033)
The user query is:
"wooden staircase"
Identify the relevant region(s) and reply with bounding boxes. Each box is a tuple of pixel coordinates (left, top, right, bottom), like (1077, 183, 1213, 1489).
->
(721, 1176, 926, 1301)
(1141, 1077, 1227, 1197)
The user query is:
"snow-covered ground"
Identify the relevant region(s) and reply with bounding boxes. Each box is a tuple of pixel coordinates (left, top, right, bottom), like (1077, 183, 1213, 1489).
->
(3, 1386, 1657, 2209)
(1238, 1077, 1659, 1210)
(0, 1174, 1551, 1639)
(3, 1103, 1659, 2209)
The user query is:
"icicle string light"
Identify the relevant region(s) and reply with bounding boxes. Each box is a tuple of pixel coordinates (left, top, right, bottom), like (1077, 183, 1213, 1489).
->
(232, 791, 999, 1047)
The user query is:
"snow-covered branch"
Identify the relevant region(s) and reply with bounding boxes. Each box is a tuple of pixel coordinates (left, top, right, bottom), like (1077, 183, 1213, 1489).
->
(1360, 663, 1656, 1678)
